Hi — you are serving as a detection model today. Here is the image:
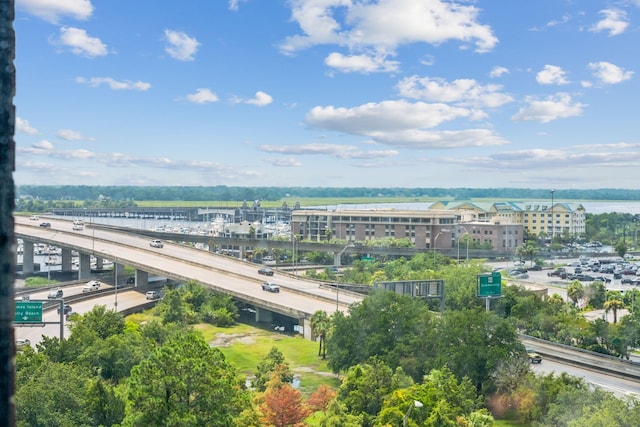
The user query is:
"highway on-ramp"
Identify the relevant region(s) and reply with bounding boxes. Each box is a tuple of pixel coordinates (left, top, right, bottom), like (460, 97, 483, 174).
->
(14, 217, 364, 326)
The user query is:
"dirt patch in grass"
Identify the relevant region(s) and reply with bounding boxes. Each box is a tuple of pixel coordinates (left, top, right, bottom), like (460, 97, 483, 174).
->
(209, 332, 260, 347)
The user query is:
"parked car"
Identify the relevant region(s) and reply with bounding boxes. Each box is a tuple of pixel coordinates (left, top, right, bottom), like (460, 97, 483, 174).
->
(47, 288, 63, 299)
(526, 348, 542, 364)
(145, 290, 160, 300)
(529, 265, 543, 271)
(261, 282, 280, 293)
(82, 280, 100, 292)
(149, 239, 163, 248)
(39, 222, 51, 228)
(125, 276, 135, 284)
(258, 267, 274, 276)
(592, 276, 612, 283)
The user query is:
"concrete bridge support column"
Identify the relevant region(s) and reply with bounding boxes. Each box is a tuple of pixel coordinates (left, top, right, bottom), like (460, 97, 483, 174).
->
(22, 240, 34, 274)
(114, 262, 125, 286)
(333, 252, 341, 266)
(255, 307, 273, 324)
(300, 318, 312, 340)
(60, 248, 72, 272)
(238, 246, 244, 260)
(78, 253, 91, 279)
(135, 270, 148, 287)
(95, 257, 103, 270)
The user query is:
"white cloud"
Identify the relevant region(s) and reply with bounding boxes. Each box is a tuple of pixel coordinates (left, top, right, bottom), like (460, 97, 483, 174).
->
(259, 142, 398, 159)
(17, 0, 93, 24)
(264, 157, 303, 167)
(185, 88, 219, 104)
(324, 52, 399, 73)
(397, 76, 513, 108)
(536, 65, 569, 85)
(306, 100, 507, 148)
(489, 66, 509, 78)
(245, 91, 273, 107)
(512, 93, 585, 123)
(588, 61, 634, 84)
(16, 117, 39, 135)
(280, 0, 497, 64)
(32, 140, 53, 150)
(164, 29, 200, 61)
(54, 27, 108, 57)
(76, 76, 151, 91)
(228, 0, 248, 11)
(590, 9, 629, 36)
(57, 129, 93, 141)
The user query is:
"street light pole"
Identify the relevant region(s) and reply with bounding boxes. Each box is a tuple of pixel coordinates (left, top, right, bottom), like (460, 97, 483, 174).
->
(432, 229, 450, 266)
(550, 189, 555, 241)
(403, 400, 423, 427)
(456, 225, 470, 266)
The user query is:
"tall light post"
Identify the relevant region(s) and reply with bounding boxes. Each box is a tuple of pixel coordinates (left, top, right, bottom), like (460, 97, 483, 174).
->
(550, 189, 555, 241)
(432, 229, 450, 265)
(456, 225, 471, 266)
(403, 400, 423, 427)
(102, 249, 118, 311)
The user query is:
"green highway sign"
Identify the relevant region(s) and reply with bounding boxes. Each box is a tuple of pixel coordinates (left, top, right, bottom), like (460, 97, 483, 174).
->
(477, 272, 502, 297)
(15, 301, 43, 323)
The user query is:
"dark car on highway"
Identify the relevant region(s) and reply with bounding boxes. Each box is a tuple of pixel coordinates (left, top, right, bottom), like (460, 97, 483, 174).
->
(258, 267, 274, 276)
(39, 222, 51, 228)
(57, 304, 72, 315)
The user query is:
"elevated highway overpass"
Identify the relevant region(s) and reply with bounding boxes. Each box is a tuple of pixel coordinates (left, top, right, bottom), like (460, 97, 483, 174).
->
(14, 217, 364, 338)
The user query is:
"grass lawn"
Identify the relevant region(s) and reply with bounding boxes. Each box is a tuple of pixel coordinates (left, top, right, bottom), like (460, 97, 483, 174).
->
(194, 322, 341, 393)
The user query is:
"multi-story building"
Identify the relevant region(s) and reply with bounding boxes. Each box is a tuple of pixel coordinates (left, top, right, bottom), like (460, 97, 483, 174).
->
(430, 201, 586, 239)
(290, 209, 522, 251)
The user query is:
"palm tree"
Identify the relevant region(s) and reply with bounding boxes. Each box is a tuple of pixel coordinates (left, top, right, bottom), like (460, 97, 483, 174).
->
(604, 291, 625, 324)
(567, 280, 584, 307)
(309, 310, 331, 359)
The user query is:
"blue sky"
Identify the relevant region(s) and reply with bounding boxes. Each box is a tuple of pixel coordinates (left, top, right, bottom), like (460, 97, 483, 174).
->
(13, 0, 640, 189)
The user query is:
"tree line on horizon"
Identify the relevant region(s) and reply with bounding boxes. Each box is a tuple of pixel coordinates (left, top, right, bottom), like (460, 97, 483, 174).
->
(15, 185, 640, 203)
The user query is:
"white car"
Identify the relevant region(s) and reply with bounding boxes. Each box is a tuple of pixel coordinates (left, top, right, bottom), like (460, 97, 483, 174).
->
(149, 239, 163, 248)
(82, 280, 100, 292)
(145, 290, 161, 300)
(72, 224, 84, 231)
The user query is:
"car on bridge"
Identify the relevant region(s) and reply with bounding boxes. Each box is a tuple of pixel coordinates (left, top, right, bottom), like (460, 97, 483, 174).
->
(15, 338, 31, 351)
(145, 290, 161, 300)
(39, 222, 51, 228)
(261, 282, 280, 293)
(526, 348, 542, 363)
(258, 267, 274, 276)
(82, 280, 100, 292)
(149, 239, 164, 248)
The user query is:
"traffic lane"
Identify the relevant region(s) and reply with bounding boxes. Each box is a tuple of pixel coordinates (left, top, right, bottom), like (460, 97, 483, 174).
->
(531, 357, 640, 399)
(14, 289, 148, 347)
(17, 221, 363, 308)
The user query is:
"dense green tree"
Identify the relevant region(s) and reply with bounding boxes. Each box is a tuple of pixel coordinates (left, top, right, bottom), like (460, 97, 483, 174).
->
(84, 378, 125, 426)
(326, 290, 434, 378)
(585, 281, 607, 309)
(252, 347, 294, 392)
(15, 360, 93, 427)
(427, 309, 522, 394)
(338, 358, 413, 427)
(317, 398, 363, 427)
(376, 367, 483, 427)
(123, 330, 249, 426)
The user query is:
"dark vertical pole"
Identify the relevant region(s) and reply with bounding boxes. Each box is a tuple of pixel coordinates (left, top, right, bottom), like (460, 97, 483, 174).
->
(0, 1, 16, 425)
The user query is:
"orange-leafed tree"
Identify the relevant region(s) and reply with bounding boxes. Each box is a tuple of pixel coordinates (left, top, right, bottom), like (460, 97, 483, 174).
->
(307, 384, 336, 414)
(260, 373, 309, 427)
